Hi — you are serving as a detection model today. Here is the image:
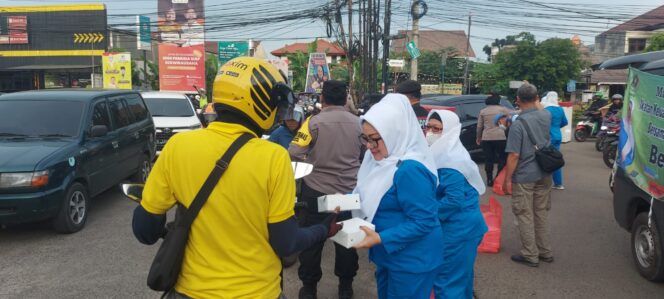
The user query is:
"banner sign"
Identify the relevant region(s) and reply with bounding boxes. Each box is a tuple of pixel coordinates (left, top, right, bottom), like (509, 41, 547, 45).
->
(443, 83, 463, 95)
(304, 53, 330, 94)
(102, 52, 132, 89)
(157, 0, 205, 92)
(618, 67, 664, 199)
(218, 41, 248, 66)
(0, 16, 28, 45)
(137, 15, 152, 51)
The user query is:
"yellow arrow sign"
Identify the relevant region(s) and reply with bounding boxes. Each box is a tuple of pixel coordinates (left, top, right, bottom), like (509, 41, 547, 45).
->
(73, 32, 104, 44)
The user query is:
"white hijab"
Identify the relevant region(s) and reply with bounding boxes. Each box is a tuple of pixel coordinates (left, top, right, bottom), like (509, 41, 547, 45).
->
(354, 94, 438, 222)
(427, 110, 486, 195)
(542, 91, 560, 108)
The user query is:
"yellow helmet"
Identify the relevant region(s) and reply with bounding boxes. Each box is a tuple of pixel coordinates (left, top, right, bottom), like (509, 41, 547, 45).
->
(213, 57, 294, 130)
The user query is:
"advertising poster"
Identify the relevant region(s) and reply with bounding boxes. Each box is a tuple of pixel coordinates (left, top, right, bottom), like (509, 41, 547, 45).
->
(304, 53, 330, 94)
(618, 67, 664, 200)
(157, 0, 205, 92)
(443, 83, 463, 95)
(218, 41, 249, 66)
(102, 52, 132, 89)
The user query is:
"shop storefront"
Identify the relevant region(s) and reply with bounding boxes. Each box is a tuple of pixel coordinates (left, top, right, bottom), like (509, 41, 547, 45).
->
(0, 4, 107, 92)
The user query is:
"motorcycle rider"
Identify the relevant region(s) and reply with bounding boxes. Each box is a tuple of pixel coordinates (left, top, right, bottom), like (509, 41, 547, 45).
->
(601, 94, 623, 118)
(132, 57, 342, 299)
(584, 92, 608, 135)
(269, 105, 305, 149)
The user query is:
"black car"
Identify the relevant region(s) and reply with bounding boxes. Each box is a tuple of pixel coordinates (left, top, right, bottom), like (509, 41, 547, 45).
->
(0, 90, 156, 233)
(601, 51, 664, 281)
(421, 94, 514, 153)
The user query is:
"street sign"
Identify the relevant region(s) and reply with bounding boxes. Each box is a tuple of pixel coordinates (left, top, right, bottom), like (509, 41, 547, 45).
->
(73, 32, 104, 44)
(218, 41, 249, 65)
(388, 59, 405, 68)
(137, 15, 151, 51)
(567, 79, 577, 92)
(406, 41, 421, 59)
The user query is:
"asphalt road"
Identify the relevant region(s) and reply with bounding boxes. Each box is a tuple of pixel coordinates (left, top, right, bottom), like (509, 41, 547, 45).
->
(2, 141, 664, 298)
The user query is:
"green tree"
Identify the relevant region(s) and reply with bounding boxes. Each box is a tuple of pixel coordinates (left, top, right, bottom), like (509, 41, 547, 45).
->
(483, 32, 536, 62)
(205, 53, 219, 99)
(146, 60, 159, 90)
(493, 36, 584, 95)
(646, 33, 664, 52)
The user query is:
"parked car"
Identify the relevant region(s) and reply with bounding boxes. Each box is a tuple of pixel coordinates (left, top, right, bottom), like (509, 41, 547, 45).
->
(141, 92, 202, 155)
(421, 94, 514, 153)
(600, 50, 664, 281)
(0, 90, 156, 233)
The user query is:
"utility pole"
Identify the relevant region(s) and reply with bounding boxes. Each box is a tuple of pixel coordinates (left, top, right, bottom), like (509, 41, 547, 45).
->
(410, 3, 419, 81)
(381, 0, 392, 93)
(347, 0, 354, 104)
(463, 13, 472, 94)
(371, 0, 380, 94)
(440, 51, 447, 90)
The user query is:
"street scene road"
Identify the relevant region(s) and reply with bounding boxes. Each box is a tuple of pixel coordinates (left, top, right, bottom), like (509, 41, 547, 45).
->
(2, 141, 663, 298)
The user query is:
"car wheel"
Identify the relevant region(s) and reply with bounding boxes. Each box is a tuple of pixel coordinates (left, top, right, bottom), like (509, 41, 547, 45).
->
(574, 129, 587, 142)
(53, 182, 88, 234)
(631, 212, 664, 281)
(131, 154, 151, 183)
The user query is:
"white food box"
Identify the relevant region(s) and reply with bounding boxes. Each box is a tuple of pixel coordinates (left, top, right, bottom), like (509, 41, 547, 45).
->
(317, 194, 361, 212)
(330, 218, 376, 249)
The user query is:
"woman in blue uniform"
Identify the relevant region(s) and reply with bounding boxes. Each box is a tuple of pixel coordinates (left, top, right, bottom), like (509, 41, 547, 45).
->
(353, 94, 444, 299)
(426, 110, 488, 299)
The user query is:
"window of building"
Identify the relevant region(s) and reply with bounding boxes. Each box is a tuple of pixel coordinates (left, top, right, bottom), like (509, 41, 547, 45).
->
(628, 38, 647, 54)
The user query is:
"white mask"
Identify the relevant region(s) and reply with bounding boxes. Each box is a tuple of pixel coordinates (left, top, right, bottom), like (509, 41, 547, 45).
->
(499, 124, 507, 130)
(426, 131, 442, 146)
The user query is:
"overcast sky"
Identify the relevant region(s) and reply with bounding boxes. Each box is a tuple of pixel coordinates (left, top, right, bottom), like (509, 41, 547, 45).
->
(1, 0, 662, 60)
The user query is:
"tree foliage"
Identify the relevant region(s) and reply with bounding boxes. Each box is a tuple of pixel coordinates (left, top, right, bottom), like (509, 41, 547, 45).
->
(646, 33, 664, 52)
(483, 32, 536, 62)
(492, 35, 584, 96)
(205, 53, 218, 98)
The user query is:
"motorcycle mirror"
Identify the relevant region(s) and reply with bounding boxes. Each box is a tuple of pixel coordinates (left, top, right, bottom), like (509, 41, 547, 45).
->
(292, 162, 314, 180)
(121, 183, 144, 203)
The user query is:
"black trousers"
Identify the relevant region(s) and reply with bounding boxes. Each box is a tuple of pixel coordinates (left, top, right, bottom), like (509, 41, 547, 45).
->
(481, 140, 507, 178)
(297, 182, 359, 285)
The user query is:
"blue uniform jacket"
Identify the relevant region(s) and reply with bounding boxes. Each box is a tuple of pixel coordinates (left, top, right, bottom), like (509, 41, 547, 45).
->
(370, 160, 444, 273)
(545, 106, 568, 143)
(436, 168, 488, 242)
(268, 125, 295, 149)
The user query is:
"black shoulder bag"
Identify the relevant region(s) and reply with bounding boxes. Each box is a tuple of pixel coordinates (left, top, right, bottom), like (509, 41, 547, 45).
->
(518, 118, 565, 173)
(147, 133, 254, 291)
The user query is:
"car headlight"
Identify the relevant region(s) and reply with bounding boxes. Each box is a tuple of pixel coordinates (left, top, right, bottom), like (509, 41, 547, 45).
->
(601, 126, 608, 130)
(0, 170, 49, 188)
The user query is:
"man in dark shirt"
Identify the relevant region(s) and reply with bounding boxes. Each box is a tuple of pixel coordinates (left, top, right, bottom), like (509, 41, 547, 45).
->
(289, 80, 363, 299)
(396, 80, 428, 129)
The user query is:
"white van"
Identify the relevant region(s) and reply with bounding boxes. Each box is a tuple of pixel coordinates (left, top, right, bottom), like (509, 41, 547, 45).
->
(141, 92, 202, 154)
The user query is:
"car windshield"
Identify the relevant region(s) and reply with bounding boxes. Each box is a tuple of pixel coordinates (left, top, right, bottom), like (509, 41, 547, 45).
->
(144, 97, 194, 117)
(0, 100, 84, 138)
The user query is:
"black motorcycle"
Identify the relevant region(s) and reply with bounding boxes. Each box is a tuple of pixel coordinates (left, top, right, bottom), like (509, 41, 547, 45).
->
(603, 135, 619, 168)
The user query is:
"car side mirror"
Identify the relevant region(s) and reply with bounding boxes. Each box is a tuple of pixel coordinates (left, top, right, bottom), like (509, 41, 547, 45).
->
(89, 125, 108, 137)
